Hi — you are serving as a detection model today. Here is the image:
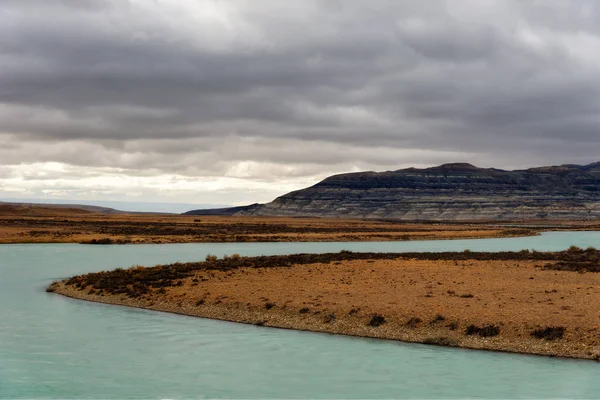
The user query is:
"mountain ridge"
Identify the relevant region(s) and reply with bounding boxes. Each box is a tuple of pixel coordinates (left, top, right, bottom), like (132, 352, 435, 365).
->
(186, 162, 600, 220)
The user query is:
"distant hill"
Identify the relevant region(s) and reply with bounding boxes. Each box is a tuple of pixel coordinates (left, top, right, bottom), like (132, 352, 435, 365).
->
(0, 198, 227, 214)
(184, 162, 600, 220)
(183, 203, 262, 216)
(0, 201, 119, 216)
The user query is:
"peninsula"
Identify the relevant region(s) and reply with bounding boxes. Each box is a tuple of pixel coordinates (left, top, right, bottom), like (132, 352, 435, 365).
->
(49, 247, 600, 361)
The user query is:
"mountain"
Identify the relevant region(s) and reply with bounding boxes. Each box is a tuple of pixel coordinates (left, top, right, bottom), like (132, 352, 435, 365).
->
(185, 162, 600, 220)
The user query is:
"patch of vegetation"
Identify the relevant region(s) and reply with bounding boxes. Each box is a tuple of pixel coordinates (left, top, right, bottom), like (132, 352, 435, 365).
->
(543, 246, 600, 272)
(265, 302, 276, 310)
(423, 336, 458, 347)
(465, 324, 500, 337)
(446, 322, 459, 330)
(54, 247, 600, 300)
(531, 326, 565, 340)
(405, 317, 422, 328)
(81, 238, 112, 244)
(323, 313, 336, 324)
(80, 237, 134, 245)
(299, 307, 310, 314)
(45, 282, 58, 293)
(368, 314, 386, 327)
(430, 314, 446, 324)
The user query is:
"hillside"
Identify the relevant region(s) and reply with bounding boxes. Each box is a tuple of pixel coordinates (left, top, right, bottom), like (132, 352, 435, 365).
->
(0, 201, 121, 216)
(186, 162, 600, 220)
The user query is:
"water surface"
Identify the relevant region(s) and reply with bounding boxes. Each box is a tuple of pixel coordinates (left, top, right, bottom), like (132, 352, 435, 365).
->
(2, 231, 600, 398)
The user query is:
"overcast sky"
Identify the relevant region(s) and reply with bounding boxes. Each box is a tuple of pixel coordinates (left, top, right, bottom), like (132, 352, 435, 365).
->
(2, 0, 600, 206)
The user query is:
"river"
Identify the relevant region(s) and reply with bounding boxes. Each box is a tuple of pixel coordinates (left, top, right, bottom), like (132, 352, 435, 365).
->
(1, 231, 600, 398)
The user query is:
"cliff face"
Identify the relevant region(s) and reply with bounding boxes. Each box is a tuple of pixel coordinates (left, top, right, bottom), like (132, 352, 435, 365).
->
(232, 162, 600, 220)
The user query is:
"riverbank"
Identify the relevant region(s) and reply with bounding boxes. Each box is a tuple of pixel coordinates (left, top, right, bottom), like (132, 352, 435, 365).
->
(0, 213, 546, 244)
(50, 249, 600, 361)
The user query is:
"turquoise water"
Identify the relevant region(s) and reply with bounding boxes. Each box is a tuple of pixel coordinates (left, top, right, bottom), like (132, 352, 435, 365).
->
(1, 231, 600, 398)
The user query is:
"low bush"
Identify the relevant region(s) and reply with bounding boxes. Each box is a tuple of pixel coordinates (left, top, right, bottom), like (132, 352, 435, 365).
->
(405, 317, 422, 328)
(323, 313, 336, 324)
(430, 314, 446, 324)
(465, 324, 500, 337)
(446, 322, 459, 330)
(368, 314, 386, 327)
(531, 326, 565, 340)
(423, 336, 458, 347)
(81, 238, 113, 245)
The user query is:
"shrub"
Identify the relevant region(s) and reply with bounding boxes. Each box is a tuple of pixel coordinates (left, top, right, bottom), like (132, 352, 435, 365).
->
(465, 324, 500, 337)
(81, 238, 113, 245)
(446, 322, 459, 330)
(368, 314, 386, 327)
(531, 326, 565, 340)
(406, 317, 422, 328)
(323, 313, 336, 324)
(46, 281, 60, 293)
(423, 336, 458, 347)
(205, 254, 218, 262)
(265, 302, 275, 310)
(299, 307, 310, 314)
(431, 314, 446, 324)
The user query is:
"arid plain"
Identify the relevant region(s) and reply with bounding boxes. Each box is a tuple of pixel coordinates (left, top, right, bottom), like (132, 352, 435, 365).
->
(0, 202, 551, 244)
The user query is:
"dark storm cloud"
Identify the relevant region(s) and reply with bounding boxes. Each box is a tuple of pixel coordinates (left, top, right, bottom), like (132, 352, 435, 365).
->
(2, 0, 600, 188)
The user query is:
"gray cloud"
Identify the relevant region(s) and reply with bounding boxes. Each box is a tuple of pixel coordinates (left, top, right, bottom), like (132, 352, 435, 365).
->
(2, 0, 600, 203)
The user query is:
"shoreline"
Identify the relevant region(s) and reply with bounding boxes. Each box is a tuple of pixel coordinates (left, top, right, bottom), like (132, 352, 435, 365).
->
(2, 227, 541, 245)
(49, 250, 600, 361)
(8, 229, 541, 245)
(51, 283, 599, 362)
(0, 213, 558, 244)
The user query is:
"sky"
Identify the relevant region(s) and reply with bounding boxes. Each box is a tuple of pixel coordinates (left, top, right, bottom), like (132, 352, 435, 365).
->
(2, 0, 600, 206)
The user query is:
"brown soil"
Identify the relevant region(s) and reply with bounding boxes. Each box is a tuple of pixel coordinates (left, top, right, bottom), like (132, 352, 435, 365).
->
(51, 250, 600, 361)
(0, 212, 543, 244)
